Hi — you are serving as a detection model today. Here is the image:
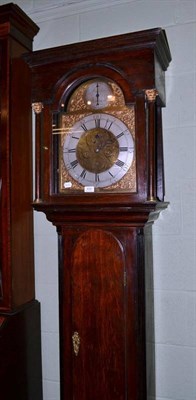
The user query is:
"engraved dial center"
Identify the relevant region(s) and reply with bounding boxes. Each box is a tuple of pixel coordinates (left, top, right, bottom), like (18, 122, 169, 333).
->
(76, 128, 119, 174)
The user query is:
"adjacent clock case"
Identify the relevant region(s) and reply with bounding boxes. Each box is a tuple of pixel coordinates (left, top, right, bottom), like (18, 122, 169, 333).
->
(0, 2, 39, 311)
(0, 4, 42, 399)
(25, 27, 171, 208)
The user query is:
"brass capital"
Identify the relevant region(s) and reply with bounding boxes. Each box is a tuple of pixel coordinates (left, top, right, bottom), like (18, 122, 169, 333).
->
(145, 89, 158, 102)
(32, 102, 44, 114)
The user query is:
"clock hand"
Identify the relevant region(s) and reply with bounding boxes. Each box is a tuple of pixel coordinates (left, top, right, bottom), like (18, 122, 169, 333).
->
(96, 83, 99, 106)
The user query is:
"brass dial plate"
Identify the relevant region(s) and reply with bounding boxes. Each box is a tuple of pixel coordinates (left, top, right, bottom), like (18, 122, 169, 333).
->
(76, 128, 119, 174)
(56, 107, 136, 192)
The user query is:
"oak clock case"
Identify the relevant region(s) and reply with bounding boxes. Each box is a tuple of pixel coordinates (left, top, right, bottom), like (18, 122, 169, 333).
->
(27, 27, 171, 400)
(53, 78, 136, 194)
(0, 4, 42, 400)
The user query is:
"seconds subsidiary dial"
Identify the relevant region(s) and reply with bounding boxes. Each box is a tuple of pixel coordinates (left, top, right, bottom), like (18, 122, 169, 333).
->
(84, 81, 114, 109)
(63, 113, 134, 188)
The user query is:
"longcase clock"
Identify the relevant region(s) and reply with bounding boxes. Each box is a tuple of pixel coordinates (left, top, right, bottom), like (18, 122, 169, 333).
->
(25, 28, 171, 400)
(0, 4, 42, 399)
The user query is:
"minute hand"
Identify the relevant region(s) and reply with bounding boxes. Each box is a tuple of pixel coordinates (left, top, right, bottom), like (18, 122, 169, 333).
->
(96, 83, 99, 106)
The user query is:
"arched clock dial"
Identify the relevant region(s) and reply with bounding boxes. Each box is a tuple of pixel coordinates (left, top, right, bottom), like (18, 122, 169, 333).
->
(56, 78, 136, 192)
(62, 113, 134, 188)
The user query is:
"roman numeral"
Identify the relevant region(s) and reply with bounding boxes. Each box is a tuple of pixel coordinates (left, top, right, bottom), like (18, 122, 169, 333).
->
(94, 118, 100, 128)
(63, 148, 76, 154)
(80, 169, 87, 179)
(116, 132, 124, 139)
(104, 120, 113, 130)
(70, 160, 79, 169)
(81, 123, 88, 131)
(115, 159, 125, 168)
(95, 173, 100, 182)
(119, 146, 128, 152)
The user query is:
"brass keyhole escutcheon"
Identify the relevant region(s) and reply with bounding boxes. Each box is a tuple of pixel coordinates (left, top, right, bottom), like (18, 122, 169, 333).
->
(72, 332, 80, 356)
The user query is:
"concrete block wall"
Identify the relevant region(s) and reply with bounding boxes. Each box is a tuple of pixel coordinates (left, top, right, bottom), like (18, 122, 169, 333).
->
(1, 1, 195, 399)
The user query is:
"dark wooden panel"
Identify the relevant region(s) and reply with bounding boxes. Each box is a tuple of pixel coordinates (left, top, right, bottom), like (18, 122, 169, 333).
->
(0, 38, 11, 309)
(0, 6, 42, 400)
(10, 55, 35, 308)
(58, 224, 150, 400)
(0, 3, 39, 50)
(0, 4, 39, 311)
(0, 300, 43, 400)
(72, 229, 125, 400)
